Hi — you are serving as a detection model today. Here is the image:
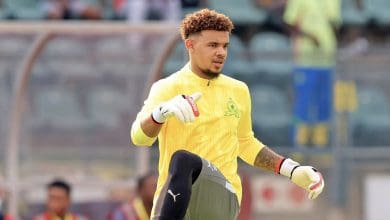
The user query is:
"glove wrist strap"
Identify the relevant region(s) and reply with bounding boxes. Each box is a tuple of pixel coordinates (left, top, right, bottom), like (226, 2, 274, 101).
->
(275, 158, 285, 174)
(151, 107, 165, 124)
(279, 158, 300, 178)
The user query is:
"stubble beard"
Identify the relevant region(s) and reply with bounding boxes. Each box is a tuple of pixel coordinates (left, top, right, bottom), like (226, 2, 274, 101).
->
(201, 68, 221, 79)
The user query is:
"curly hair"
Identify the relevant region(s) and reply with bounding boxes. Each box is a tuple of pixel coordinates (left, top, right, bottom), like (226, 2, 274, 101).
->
(180, 9, 234, 40)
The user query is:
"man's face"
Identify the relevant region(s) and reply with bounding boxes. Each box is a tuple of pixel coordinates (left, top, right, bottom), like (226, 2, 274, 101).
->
(47, 187, 70, 216)
(187, 30, 229, 78)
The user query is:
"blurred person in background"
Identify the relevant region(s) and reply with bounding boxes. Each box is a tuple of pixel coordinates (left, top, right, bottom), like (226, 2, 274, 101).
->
(0, 188, 13, 220)
(282, 0, 339, 147)
(339, 0, 369, 57)
(180, 0, 208, 13)
(108, 172, 157, 220)
(131, 8, 324, 220)
(112, 0, 182, 56)
(43, 0, 102, 19)
(113, 0, 181, 21)
(33, 179, 89, 220)
(180, 0, 205, 8)
(236, 172, 252, 220)
(254, 0, 287, 32)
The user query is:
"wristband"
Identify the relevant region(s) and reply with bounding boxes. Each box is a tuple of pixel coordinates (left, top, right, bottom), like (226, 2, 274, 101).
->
(279, 158, 300, 178)
(151, 106, 165, 124)
(276, 158, 286, 174)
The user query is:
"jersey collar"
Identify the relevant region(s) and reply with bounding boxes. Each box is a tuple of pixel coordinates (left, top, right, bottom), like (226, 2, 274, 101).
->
(181, 63, 220, 86)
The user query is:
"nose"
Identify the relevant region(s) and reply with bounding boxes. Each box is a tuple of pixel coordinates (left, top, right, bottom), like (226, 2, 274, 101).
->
(216, 46, 227, 58)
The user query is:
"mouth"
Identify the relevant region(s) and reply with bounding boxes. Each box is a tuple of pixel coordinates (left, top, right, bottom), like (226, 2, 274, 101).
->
(212, 60, 224, 68)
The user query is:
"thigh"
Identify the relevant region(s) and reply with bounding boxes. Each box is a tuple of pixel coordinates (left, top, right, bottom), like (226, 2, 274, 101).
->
(293, 67, 316, 122)
(184, 159, 239, 220)
(317, 68, 333, 122)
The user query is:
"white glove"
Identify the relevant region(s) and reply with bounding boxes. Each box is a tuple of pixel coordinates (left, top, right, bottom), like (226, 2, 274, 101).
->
(152, 92, 202, 124)
(280, 158, 324, 199)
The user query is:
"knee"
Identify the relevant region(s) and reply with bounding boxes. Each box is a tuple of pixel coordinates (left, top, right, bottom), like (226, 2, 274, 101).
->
(169, 150, 202, 181)
(170, 150, 195, 165)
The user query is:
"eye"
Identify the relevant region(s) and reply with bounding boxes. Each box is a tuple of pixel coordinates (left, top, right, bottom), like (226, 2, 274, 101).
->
(209, 43, 217, 48)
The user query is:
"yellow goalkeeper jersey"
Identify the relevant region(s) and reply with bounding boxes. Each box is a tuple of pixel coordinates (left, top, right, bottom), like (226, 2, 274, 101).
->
(131, 63, 265, 205)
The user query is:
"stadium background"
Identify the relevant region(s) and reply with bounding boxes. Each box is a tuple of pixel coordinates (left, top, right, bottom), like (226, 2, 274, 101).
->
(0, 0, 390, 219)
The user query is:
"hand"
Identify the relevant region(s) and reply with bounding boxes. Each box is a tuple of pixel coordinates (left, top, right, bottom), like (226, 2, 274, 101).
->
(308, 34, 320, 47)
(279, 158, 324, 199)
(291, 166, 324, 199)
(301, 31, 320, 47)
(152, 92, 202, 124)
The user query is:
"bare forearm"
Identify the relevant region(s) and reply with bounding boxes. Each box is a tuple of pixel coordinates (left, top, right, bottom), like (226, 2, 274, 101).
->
(253, 147, 325, 199)
(254, 146, 284, 173)
(140, 115, 162, 137)
(283, 23, 319, 46)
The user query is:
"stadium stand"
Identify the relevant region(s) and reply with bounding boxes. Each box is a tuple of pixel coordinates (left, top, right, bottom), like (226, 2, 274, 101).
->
(100, 0, 116, 19)
(0, 71, 8, 144)
(162, 41, 187, 76)
(87, 86, 126, 129)
(5, 0, 44, 19)
(366, 0, 390, 26)
(0, 35, 31, 54)
(0, 1, 8, 19)
(1, 1, 390, 219)
(208, 0, 267, 25)
(32, 87, 89, 130)
(251, 84, 292, 146)
(223, 34, 253, 78)
(341, 0, 368, 26)
(181, 0, 205, 18)
(44, 37, 87, 57)
(247, 31, 293, 88)
(351, 86, 390, 146)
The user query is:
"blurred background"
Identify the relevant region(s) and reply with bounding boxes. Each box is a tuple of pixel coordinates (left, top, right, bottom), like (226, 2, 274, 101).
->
(0, 0, 389, 219)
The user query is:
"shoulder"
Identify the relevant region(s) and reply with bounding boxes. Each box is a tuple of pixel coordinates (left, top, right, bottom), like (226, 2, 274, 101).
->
(220, 74, 249, 93)
(289, 0, 304, 5)
(285, 0, 305, 10)
(151, 71, 182, 91)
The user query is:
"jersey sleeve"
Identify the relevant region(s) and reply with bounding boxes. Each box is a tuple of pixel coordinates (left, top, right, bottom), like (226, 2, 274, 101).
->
(130, 79, 173, 146)
(237, 84, 265, 165)
(283, 0, 302, 25)
(326, 0, 341, 27)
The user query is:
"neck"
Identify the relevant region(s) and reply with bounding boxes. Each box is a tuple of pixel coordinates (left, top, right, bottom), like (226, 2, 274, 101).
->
(189, 62, 216, 80)
(51, 211, 67, 219)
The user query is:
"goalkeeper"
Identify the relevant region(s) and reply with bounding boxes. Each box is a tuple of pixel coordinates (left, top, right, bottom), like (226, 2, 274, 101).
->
(130, 8, 324, 220)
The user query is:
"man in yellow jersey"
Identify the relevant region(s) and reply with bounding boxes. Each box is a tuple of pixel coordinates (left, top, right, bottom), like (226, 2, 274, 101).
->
(283, 0, 339, 147)
(131, 8, 324, 220)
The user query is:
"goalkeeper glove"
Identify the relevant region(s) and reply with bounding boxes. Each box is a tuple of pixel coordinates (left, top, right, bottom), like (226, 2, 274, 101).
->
(279, 158, 324, 199)
(152, 92, 202, 124)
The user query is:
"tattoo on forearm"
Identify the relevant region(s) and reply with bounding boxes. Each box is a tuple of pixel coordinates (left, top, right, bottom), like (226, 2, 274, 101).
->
(254, 147, 284, 172)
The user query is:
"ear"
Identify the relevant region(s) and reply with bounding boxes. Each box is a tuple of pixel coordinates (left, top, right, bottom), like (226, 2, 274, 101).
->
(185, 39, 194, 51)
